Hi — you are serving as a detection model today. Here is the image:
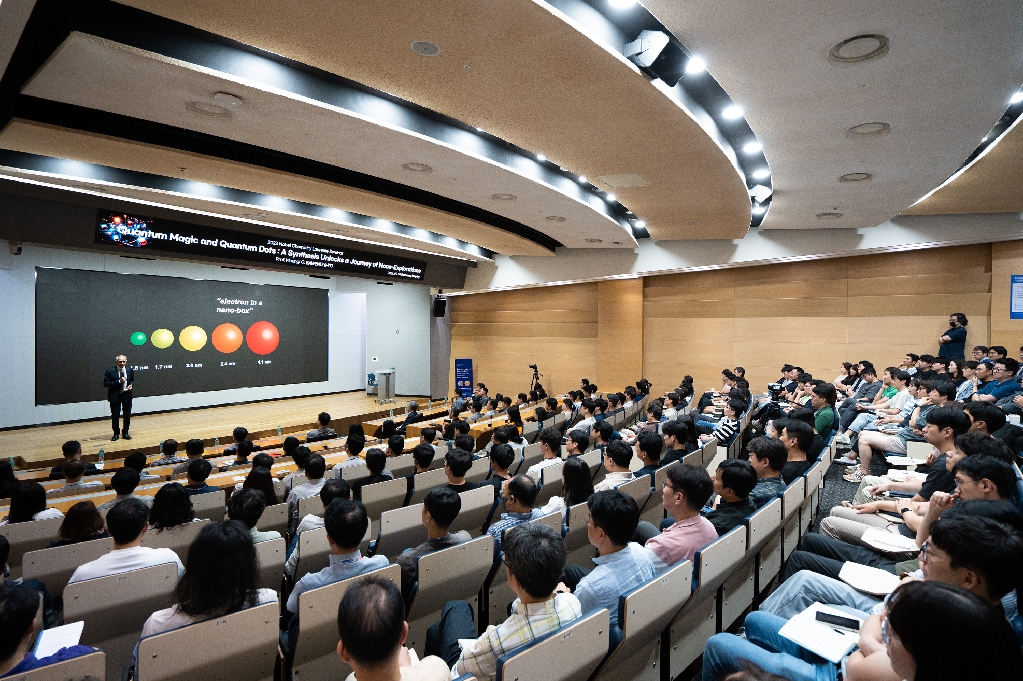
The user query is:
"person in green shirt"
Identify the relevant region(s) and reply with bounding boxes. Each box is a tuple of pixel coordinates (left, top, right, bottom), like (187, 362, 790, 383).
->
(704, 460, 757, 536)
(810, 382, 837, 439)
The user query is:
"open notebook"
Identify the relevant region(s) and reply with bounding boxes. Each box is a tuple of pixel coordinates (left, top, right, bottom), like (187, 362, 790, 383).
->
(778, 603, 862, 664)
(33, 621, 84, 658)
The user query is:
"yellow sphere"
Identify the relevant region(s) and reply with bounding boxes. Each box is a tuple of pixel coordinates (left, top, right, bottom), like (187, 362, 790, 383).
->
(151, 328, 175, 349)
(179, 325, 208, 352)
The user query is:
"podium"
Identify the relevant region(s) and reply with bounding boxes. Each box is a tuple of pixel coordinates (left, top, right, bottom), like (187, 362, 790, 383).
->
(377, 369, 396, 404)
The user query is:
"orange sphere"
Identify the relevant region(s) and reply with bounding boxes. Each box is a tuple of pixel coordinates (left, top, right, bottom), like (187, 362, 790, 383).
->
(211, 323, 244, 353)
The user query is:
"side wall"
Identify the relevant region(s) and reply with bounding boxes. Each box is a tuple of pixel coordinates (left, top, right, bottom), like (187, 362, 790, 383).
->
(450, 244, 995, 397)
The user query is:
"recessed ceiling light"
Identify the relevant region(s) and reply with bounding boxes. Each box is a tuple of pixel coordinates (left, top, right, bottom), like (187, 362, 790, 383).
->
(839, 172, 873, 182)
(585, 238, 603, 243)
(1011, 92, 1023, 104)
(847, 122, 891, 137)
(491, 193, 517, 201)
(536, 154, 546, 162)
(751, 169, 771, 179)
(608, 0, 638, 7)
(829, 34, 889, 63)
(743, 141, 762, 154)
(685, 57, 706, 74)
(185, 101, 231, 118)
(410, 41, 441, 57)
(212, 92, 244, 108)
(401, 162, 433, 173)
(606, 193, 617, 202)
(578, 175, 588, 184)
(546, 216, 566, 222)
(816, 212, 843, 220)
(635, 220, 646, 227)
(722, 105, 743, 120)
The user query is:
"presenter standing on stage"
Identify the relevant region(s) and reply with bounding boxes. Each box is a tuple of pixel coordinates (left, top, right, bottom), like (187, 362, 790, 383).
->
(104, 355, 134, 441)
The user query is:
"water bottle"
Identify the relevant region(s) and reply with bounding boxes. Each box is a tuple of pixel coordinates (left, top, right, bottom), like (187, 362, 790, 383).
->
(98, 447, 105, 468)
(389, 408, 394, 418)
(159, 440, 164, 451)
(214, 437, 220, 454)
(277, 426, 283, 439)
(8, 455, 14, 470)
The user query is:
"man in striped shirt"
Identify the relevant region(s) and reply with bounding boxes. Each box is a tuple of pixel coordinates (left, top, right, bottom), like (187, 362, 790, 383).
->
(425, 523, 582, 681)
(698, 399, 744, 447)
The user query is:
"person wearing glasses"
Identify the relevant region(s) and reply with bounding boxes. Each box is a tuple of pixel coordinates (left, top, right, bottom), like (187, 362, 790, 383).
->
(972, 358, 1023, 403)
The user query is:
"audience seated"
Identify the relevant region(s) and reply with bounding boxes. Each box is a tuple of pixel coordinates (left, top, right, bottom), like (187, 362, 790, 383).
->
(772, 418, 813, 484)
(661, 420, 691, 466)
(48, 440, 98, 480)
(306, 412, 337, 443)
(282, 445, 312, 497)
(397, 488, 471, 604)
(634, 431, 663, 481)
(152, 438, 187, 466)
(526, 428, 562, 481)
(124, 451, 159, 480)
(285, 479, 351, 577)
(69, 497, 184, 583)
(640, 463, 718, 571)
(593, 440, 635, 492)
(746, 436, 788, 509)
(148, 483, 197, 533)
(697, 399, 743, 446)
(352, 448, 396, 499)
(1, 482, 63, 525)
(589, 420, 613, 451)
(703, 460, 757, 536)
(539, 456, 594, 518)
(443, 449, 479, 493)
(227, 440, 255, 468)
(223, 426, 251, 457)
(172, 438, 206, 476)
(288, 454, 327, 534)
(285, 499, 387, 617)
(228, 489, 281, 543)
(183, 458, 217, 496)
(485, 444, 515, 495)
(487, 476, 541, 560)
(0, 584, 95, 676)
(140, 520, 276, 639)
(426, 522, 581, 680)
(47, 501, 107, 548)
(53, 460, 103, 493)
(560, 489, 654, 648)
(336, 576, 451, 680)
(240, 465, 280, 505)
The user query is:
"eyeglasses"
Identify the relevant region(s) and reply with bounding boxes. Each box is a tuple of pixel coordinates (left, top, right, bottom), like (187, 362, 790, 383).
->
(662, 481, 675, 492)
(919, 540, 931, 561)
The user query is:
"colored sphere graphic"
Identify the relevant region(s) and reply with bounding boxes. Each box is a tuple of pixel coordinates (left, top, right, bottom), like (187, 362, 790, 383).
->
(211, 323, 244, 353)
(129, 331, 147, 346)
(179, 326, 208, 352)
(246, 321, 280, 355)
(151, 328, 175, 349)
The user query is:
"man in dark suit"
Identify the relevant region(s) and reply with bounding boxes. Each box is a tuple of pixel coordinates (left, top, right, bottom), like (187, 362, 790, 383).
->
(103, 355, 134, 441)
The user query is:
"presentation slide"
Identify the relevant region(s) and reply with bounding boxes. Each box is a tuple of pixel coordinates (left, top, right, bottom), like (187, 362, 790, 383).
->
(35, 268, 329, 405)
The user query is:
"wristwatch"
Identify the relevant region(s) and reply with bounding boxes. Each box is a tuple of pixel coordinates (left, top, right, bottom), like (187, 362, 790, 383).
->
(900, 506, 913, 516)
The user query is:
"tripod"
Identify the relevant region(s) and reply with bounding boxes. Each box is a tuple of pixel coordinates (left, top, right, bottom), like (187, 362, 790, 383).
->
(530, 365, 542, 391)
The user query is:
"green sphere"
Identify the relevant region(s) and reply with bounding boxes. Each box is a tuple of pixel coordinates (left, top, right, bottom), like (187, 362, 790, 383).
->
(130, 331, 147, 346)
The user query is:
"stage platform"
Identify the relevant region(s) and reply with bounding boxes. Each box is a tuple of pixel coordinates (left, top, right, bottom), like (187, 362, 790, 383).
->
(5, 391, 427, 469)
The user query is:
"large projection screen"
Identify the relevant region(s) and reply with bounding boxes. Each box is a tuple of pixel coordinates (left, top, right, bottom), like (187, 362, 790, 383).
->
(35, 268, 329, 405)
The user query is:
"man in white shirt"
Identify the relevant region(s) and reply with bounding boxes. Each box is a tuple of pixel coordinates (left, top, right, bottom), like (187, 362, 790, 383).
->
(287, 454, 327, 534)
(526, 428, 564, 481)
(574, 398, 597, 432)
(563, 429, 589, 457)
(593, 440, 636, 493)
(68, 497, 183, 584)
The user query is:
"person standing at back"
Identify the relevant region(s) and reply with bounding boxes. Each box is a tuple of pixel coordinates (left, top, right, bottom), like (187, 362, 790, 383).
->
(103, 354, 134, 441)
(938, 312, 968, 360)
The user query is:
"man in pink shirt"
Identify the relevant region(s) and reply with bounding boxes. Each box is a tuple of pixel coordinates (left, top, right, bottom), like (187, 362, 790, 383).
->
(644, 464, 719, 572)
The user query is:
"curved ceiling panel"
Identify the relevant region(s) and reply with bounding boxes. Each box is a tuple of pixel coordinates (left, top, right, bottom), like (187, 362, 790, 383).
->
(0, 119, 553, 256)
(115, 0, 751, 240)
(902, 116, 1023, 215)
(21, 32, 634, 251)
(645, 0, 1023, 231)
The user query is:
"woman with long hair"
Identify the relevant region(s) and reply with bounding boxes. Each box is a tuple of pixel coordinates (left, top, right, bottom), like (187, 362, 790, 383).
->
(539, 456, 594, 518)
(378, 420, 396, 440)
(506, 405, 523, 429)
(148, 483, 196, 531)
(139, 520, 275, 638)
(241, 466, 279, 505)
(1, 482, 63, 525)
(48, 501, 107, 547)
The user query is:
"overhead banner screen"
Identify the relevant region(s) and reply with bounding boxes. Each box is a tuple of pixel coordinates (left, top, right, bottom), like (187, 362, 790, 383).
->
(95, 212, 426, 280)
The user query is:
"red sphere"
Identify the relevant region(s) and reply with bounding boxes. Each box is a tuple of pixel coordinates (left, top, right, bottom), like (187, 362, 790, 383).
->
(245, 321, 280, 355)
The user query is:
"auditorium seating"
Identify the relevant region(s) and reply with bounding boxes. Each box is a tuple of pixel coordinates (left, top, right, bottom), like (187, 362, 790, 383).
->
(0, 516, 64, 579)
(22, 538, 114, 597)
(11, 650, 107, 681)
(254, 537, 286, 595)
(494, 608, 609, 681)
(143, 520, 210, 555)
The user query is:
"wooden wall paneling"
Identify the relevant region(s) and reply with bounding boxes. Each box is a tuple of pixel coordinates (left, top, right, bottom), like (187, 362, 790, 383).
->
(990, 241, 1023, 349)
(597, 279, 644, 393)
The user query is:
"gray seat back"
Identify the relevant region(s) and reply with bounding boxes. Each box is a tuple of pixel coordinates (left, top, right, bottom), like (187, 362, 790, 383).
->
(0, 517, 63, 577)
(408, 468, 449, 505)
(135, 602, 279, 681)
(143, 520, 210, 555)
(496, 608, 609, 681)
(3, 650, 106, 681)
(189, 490, 226, 522)
(360, 477, 409, 524)
(375, 503, 428, 558)
(449, 485, 496, 537)
(293, 527, 330, 581)
(297, 495, 323, 524)
(255, 503, 288, 536)
(254, 537, 286, 593)
(22, 537, 114, 597)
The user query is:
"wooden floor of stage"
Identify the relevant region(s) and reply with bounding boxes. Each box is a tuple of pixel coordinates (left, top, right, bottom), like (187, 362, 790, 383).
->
(3, 391, 427, 468)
